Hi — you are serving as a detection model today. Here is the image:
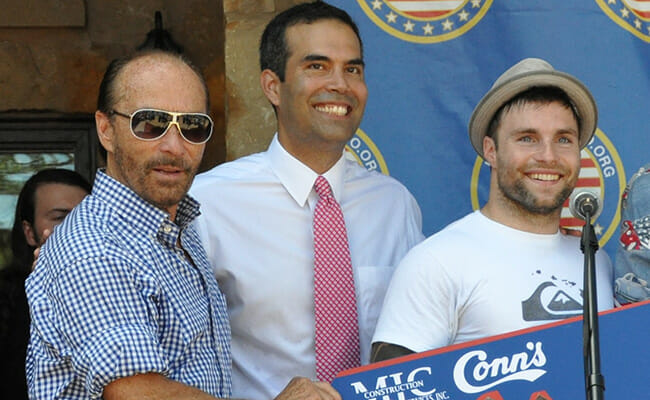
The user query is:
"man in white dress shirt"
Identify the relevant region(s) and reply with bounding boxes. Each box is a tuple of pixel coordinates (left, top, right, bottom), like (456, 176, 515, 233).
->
(190, 2, 423, 399)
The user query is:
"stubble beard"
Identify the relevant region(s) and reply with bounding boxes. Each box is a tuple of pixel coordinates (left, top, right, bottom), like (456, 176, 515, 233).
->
(113, 144, 198, 212)
(497, 170, 574, 216)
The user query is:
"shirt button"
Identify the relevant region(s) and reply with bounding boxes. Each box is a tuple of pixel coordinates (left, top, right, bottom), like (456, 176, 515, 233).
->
(163, 225, 172, 233)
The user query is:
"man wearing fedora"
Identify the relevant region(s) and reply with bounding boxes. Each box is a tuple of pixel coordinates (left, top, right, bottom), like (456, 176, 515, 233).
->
(370, 58, 614, 361)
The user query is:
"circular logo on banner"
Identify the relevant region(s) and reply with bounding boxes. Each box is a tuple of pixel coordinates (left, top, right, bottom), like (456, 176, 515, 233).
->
(596, 0, 650, 42)
(345, 129, 390, 175)
(357, 0, 492, 43)
(470, 129, 626, 246)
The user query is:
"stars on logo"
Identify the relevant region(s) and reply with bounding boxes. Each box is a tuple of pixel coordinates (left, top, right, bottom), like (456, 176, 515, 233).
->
(597, 0, 650, 40)
(595, 224, 604, 236)
(361, 0, 492, 43)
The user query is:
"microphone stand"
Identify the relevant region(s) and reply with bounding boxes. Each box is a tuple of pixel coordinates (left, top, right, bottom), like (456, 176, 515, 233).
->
(580, 211, 605, 400)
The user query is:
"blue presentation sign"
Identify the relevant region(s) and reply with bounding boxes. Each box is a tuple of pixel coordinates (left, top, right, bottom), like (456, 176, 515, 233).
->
(328, 0, 650, 259)
(332, 301, 649, 400)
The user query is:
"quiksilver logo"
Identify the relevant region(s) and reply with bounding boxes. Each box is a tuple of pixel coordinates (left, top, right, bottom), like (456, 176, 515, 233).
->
(452, 342, 547, 394)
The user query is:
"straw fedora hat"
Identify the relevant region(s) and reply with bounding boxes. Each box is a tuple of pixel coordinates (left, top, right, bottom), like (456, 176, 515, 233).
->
(468, 58, 598, 158)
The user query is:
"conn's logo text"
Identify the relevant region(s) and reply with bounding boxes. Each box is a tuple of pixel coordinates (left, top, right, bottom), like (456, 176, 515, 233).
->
(452, 341, 547, 394)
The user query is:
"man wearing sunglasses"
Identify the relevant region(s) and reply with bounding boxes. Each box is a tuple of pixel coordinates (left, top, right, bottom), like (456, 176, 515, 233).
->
(25, 50, 339, 400)
(191, 3, 424, 400)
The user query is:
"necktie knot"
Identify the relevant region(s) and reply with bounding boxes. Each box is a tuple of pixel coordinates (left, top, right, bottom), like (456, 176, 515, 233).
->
(314, 176, 333, 200)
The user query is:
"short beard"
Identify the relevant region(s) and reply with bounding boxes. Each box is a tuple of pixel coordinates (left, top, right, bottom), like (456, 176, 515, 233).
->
(112, 144, 198, 212)
(500, 178, 573, 215)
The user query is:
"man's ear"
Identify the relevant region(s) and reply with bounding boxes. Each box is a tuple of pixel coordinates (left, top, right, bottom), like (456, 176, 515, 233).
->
(22, 220, 38, 247)
(483, 135, 497, 166)
(260, 69, 281, 107)
(95, 110, 115, 153)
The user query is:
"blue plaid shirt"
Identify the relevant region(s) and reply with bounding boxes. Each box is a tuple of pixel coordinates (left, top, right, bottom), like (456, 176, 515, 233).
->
(26, 170, 232, 399)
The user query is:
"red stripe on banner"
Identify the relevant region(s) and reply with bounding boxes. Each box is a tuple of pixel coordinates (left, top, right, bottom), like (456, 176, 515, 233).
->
(401, 10, 450, 18)
(628, 0, 650, 18)
(387, 0, 458, 18)
(576, 178, 600, 186)
(561, 217, 587, 227)
(581, 158, 596, 167)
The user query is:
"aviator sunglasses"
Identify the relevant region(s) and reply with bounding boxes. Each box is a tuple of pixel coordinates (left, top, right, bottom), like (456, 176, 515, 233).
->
(110, 108, 213, 144)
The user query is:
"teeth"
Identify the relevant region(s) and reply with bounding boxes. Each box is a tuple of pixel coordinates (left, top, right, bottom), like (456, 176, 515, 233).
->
(315, 104, 348, 116)
(530, 173, 559, 181)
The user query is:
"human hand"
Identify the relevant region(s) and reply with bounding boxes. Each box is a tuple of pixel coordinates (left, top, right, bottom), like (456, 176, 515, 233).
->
(31, 228, 51, 271)
(274, 377, 341, 400)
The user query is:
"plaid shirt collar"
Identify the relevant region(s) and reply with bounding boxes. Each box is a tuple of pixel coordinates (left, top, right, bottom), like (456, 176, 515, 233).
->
(92, 169, 201, 236)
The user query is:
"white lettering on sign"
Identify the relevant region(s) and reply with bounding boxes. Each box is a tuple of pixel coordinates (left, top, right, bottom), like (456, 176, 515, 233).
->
(452, 341, 547, 393)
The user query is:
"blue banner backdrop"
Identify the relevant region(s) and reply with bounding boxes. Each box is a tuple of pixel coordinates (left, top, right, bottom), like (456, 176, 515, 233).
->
(330, 0, 650, 259)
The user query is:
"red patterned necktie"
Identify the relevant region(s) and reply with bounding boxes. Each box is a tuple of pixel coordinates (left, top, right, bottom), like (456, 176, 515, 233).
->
(312, 175, 361, 382)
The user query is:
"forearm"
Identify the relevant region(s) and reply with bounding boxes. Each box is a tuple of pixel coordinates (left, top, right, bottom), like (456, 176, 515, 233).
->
(103, 373, 222, 400)
(370, 341, 415, 363)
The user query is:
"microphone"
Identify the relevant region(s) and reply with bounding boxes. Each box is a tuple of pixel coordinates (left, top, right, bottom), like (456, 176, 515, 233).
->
(569, 190, 602, 221)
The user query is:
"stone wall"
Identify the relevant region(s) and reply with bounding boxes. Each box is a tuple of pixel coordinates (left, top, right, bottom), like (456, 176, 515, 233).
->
(223, 0, 308, 160)
(0, 0, 317, 164)
(0, 0, 226, 171)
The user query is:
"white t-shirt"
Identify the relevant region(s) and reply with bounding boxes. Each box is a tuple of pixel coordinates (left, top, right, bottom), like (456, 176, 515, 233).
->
(373, 210, 614, 353)
(190, 135, 424, 400)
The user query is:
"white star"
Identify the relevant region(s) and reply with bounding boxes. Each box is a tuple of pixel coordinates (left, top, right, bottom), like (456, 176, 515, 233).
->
(607, 0, 616, 4)
(371, 0, 382, 10)
(595, 224, 604, 236)
(647, 25, 650, 34)
(621, 8, 630, 18)
(403, 20, 415, 32)
(442, 19, 454, 31)
(423, 23, 434, 35)
(458, 9, 470, 22)
(471, 0, 481, 8)
(386, 12, 398, 23)
(635, 19, 642, 29)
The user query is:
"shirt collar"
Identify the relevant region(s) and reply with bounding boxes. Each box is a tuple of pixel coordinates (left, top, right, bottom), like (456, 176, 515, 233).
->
(267, 134, 347, 208)
(92, 169, 201, 234)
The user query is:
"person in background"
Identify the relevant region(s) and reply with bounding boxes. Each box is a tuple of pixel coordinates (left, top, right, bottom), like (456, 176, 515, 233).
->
(614, 163, 650, 305)
(371, 58, 614, 362)
(0, 168, 91, 400)
(26, 50, 338, 400)
(190, 2, 423, 399)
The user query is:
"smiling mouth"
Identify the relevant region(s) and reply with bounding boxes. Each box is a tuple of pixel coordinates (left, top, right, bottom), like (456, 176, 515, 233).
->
(528, 173, 560, 182)
(314, 104, 350, 116)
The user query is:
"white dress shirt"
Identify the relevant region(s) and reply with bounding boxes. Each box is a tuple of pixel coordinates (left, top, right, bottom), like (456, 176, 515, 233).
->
(190, 135, 423, 400)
